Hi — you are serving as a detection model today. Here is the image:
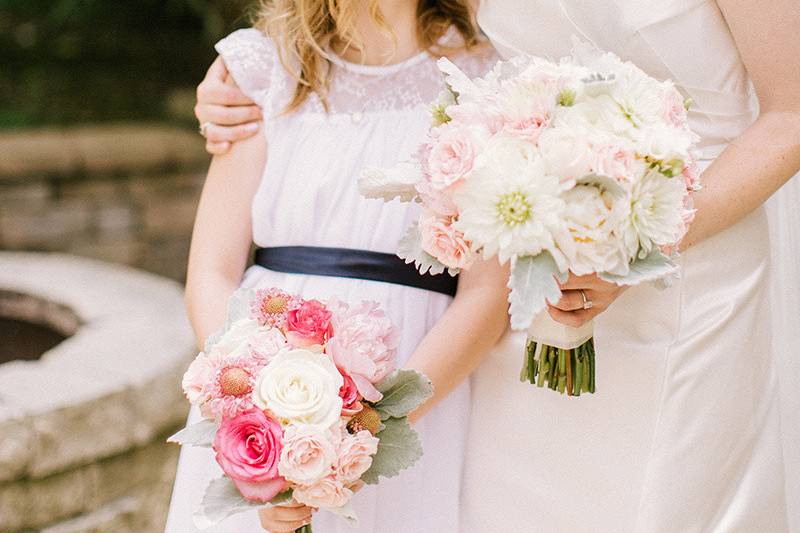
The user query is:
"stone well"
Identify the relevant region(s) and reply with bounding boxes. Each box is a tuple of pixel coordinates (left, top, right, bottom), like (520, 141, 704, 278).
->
(0, 252, 195, 532)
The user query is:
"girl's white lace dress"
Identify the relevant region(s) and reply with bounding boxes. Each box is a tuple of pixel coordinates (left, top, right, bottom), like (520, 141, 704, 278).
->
(164, 28, 496, 533)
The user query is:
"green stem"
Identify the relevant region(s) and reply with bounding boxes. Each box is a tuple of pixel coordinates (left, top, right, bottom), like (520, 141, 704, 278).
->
(295, 525, 313, 533)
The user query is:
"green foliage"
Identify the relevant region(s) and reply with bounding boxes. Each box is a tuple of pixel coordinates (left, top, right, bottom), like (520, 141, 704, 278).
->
(0, 0, 255, 128)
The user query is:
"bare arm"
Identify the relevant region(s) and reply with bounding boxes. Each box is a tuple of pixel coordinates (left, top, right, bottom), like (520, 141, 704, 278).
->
(681, 0, 800, 248)
(406, 257, 510, 423)
(185, 90, 266, 344)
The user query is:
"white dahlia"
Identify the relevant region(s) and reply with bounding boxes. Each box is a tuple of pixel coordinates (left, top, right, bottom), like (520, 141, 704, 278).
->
(621, 168, 689, 258)
(453, 138, 567, 263)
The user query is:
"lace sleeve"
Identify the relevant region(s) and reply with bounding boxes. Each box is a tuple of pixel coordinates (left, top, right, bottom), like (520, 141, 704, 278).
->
(215, 28, 278, 111)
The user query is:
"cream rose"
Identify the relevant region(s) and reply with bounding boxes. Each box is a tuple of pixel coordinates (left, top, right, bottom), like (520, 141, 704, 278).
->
(293, 476, 353, 509)
(253, 348, 343, 428)
(336, 430, 379, 484)
(278, 424, 339, 485)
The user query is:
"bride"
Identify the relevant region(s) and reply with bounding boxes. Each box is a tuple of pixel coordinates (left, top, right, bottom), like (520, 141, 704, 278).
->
(194, 0, 799, 530)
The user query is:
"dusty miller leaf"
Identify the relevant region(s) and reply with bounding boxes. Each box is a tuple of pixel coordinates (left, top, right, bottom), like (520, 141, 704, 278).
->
(374, 369, 433, 420)
(396, 222, 459, 277)
(358, 163, 422, 203)
(598, 250, 679, 287)
(507, 253, 568, 331)
(167, 420, 217, 447)
(361, 418, 423, 485)
(192, 477, 264, 529)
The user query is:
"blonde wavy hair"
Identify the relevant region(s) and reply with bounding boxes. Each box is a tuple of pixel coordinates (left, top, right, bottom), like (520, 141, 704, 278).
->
(253, 0, 481, 112)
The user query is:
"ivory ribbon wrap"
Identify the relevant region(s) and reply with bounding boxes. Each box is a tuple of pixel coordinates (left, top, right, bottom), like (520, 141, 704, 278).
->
(527, 311, 593, 349)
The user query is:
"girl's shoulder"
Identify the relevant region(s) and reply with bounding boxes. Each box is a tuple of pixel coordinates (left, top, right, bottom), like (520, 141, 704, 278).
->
(215, 28, 286, 112)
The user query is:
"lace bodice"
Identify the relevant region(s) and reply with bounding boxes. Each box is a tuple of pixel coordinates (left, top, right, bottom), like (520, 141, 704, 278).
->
(214, 28, 498, 253)
(217, 27, 496, 117)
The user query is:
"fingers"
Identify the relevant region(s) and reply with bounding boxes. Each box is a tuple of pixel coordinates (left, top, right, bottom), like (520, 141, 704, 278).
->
(206, 55, 229, 81)
(258, 505, 313, 532)
(202, 121, 260, 143)
(205, 140, 231, 155)
(547, 305, 596, 328)
(195, 103, 262, 127)
(559, 272, 606, 291)
(552, 289, 586, 312)
(197, 69, 255, 107)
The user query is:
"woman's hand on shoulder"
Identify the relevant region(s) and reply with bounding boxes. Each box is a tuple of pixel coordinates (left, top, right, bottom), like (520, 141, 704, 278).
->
(196, 56, 263, 155)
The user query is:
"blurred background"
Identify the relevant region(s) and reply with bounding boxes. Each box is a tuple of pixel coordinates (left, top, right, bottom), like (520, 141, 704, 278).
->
(0, 1, 253, 531)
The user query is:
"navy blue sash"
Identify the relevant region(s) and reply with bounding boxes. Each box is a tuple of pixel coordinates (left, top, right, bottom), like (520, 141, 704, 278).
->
(253, 246, 458, 297)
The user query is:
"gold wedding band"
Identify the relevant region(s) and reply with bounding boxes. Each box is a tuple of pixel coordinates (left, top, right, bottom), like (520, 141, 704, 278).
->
(580, 290, 593, 310)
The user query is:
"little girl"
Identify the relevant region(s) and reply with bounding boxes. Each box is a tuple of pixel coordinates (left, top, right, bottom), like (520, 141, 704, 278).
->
(164, 1, 507, 531)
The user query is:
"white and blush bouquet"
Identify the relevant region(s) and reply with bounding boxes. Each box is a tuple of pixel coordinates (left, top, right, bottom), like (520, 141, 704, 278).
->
(360, 42, 700, 396)
(169, 288, 432, 530)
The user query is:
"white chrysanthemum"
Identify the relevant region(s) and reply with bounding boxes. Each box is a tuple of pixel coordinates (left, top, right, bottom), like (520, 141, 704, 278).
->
(621, 169, 688, 258)
(453, 139, 567, 263)
(555, 182, 629, 275)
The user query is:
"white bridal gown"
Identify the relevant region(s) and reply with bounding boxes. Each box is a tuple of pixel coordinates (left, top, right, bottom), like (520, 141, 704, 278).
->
(164, 29, 496, 532)
(462, 1, 798, 532)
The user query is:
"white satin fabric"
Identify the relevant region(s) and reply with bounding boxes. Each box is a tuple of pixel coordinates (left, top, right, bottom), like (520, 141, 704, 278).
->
(463, 1, 797, 531)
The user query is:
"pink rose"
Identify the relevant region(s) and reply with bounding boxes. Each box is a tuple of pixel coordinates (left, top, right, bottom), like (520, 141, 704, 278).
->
(213, 410, 286, 502)
(285, 300, 333, 348)
(416, 181, 459, 218)
(426, 125, 482, 190)
(293, 476, 353, 509)
(592, 143, 638, 182)
(448, 102, 506, 136)
(338, 370, 364, 416)
(278, 424, 339, 485)
(326, 301, 399, 402)
(336, 430, 379, 484)
(419, 213, 474, 270)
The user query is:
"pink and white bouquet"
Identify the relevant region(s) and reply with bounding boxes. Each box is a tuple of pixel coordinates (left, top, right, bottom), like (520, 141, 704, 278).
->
(360, 42, 700, 396)
(169, 288, 432, 530)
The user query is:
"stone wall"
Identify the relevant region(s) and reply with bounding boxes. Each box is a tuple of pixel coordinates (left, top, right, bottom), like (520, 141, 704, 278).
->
(0, 124, 210, 281)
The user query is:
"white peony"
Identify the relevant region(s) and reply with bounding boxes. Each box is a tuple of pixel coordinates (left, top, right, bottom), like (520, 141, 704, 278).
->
(453, 137, 568, 263)
(620, 168, 689, 258)
(555, 182, 629, 275)
(253, 348, 343, 428)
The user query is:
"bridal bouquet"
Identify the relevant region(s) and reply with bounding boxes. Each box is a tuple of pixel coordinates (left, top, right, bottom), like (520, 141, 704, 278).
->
(360, 43, 700, 396)
(169, 288, 432, 530)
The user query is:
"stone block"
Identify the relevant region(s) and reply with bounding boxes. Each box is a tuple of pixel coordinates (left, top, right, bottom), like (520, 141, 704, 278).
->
(94, 204, 137, 234)
(59, 179, 123, 202)
(127, 172, 204, 201)
(0, 406, 32, 481)
(0, 181, 52, 206)
(141, 195, 197, 238)
(68, 239, 146, 267)
(0, 201, 92, 248)
(0, 130, 79, 178)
